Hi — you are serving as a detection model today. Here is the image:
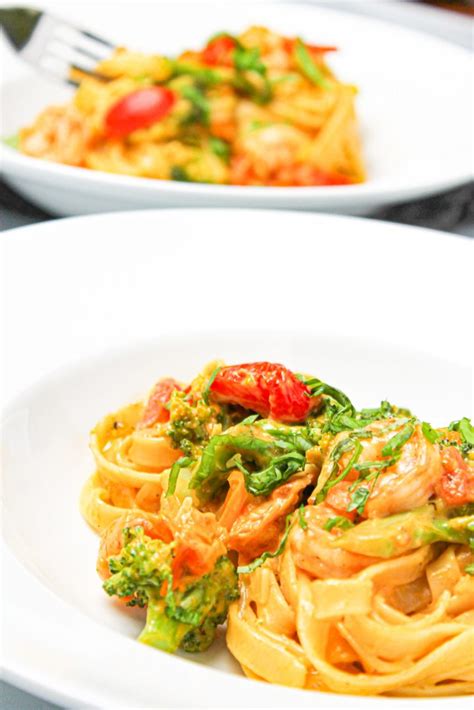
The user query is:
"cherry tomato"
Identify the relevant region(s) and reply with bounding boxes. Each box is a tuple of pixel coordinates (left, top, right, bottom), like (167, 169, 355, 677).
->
(104, 87, 176, 138)
(209, 362, 321, 423)
(139, 377, 182, 428)
(202, 35, 236, 66)
(436, 446, 474, 507)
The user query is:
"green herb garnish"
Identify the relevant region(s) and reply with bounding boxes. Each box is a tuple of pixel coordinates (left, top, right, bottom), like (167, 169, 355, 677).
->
(202, 366, 221, 405)
(170, 166, 191, 182)
(298, 504, 308, 530)
(209, 137, 230, 162)
(422, 421, 440, 444)
(347, 486, 370, 515)
(323, 516, 354, 532)
(166, 456, 194, 496)
(381, 420, 415, 457)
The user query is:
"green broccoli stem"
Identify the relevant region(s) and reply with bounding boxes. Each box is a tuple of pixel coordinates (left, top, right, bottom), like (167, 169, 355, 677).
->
(139, 596, 191, 653)
(331, 506, 473, 558)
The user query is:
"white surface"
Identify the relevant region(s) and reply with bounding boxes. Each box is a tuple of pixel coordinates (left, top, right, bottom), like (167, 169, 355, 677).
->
(1, 1, 472, 217)
(1, 208, 473, 708)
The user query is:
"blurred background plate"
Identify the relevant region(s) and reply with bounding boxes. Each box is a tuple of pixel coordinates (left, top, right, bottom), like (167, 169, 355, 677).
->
(1, 0, 472, 216)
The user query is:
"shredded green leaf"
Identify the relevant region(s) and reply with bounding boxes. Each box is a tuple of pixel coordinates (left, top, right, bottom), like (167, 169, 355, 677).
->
(422, 421, 440, 444)
(208, 137, 230, 162)
(170, 166, 191, 182)
(233, 46, 266, 74)
(166, 456, 193, 496)
(298, 504, 308, 530)
(202, 366, 221, 404)
(323, 516, 354, 532)
(381, 420, 415, 457)
(241, 414, 260, 425)
(347, 486, 370, 515)
(464, 563, 474, 575)
(180, 84, 210, 125)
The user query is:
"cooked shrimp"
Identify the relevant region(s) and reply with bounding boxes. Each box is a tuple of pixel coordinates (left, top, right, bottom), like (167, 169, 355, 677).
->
(229, 469, 317, 560)
(291, 504, 380, 579)
(314, 420, 442, 519)
(20, 105, 91, 166)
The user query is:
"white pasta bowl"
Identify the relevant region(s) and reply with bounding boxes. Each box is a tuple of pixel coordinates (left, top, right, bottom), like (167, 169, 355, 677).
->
(2, 209, 473, 707)
(1, 1, 472, 216)
(2, 333, 473, 709)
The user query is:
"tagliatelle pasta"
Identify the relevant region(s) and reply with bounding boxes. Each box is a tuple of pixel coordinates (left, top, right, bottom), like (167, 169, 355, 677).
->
(19, 27, 365, 187)
(80, 360, 474, 696)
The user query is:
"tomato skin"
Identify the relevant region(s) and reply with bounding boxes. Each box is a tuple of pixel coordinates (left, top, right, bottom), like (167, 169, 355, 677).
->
(436, 446, 474, 507)
(139, 377, 182, 428)
(202, 35, 236, 66)
(104, 87, 176, 138)
(210, 362, 320, 423)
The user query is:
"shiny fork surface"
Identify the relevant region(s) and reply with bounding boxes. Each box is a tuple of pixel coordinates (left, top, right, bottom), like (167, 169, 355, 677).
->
(0, 6, 116, 85)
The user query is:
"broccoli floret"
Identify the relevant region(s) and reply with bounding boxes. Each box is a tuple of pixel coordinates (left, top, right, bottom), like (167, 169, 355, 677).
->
(167, 390, 222, 456)
(103, 526, 238, 653)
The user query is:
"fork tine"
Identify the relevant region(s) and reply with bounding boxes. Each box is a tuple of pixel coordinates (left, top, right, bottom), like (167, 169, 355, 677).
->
(70, 43, 107, 64)
(79, 29, 115, 50)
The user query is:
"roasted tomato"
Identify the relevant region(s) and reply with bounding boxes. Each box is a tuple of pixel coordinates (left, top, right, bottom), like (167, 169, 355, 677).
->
(139, 378, 182, 428)
(436, 446, 474, 507)
(202, 35, 236, 66)
(209, 361, 320, 423)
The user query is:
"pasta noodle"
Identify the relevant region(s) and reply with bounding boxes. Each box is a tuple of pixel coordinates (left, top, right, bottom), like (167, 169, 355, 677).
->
(19, 27, 365, 187)
(80, 360, 474, 696)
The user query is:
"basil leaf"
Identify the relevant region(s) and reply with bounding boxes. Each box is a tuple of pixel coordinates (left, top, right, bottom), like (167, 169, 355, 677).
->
(170, 166, 191, 182)
(240, 413, 260, 425)
(209, 136, 230, 162)
(458, 418, 474, 446)
(298, 504, 308, 530)
(323, 516, 354, 532)
(422, 421, 440, 444)
(166, 456, 194, 496)
(347, 486, 370, 515)
(180, 84, 210, 125)
(202, 366, 221, 404)
(381, 421, 415, 457)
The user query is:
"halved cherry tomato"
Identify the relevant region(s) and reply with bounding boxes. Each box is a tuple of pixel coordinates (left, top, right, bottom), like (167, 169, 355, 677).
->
(202, 35, 236, 66)
(209, 361, 321, 423)
(436, 446, 474, 507)
(139, 377, 182, 428)
(104, 87, 176, 138)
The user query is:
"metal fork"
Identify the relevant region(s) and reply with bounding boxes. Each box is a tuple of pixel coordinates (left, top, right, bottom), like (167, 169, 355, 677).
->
(0, 6, 116, 85)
